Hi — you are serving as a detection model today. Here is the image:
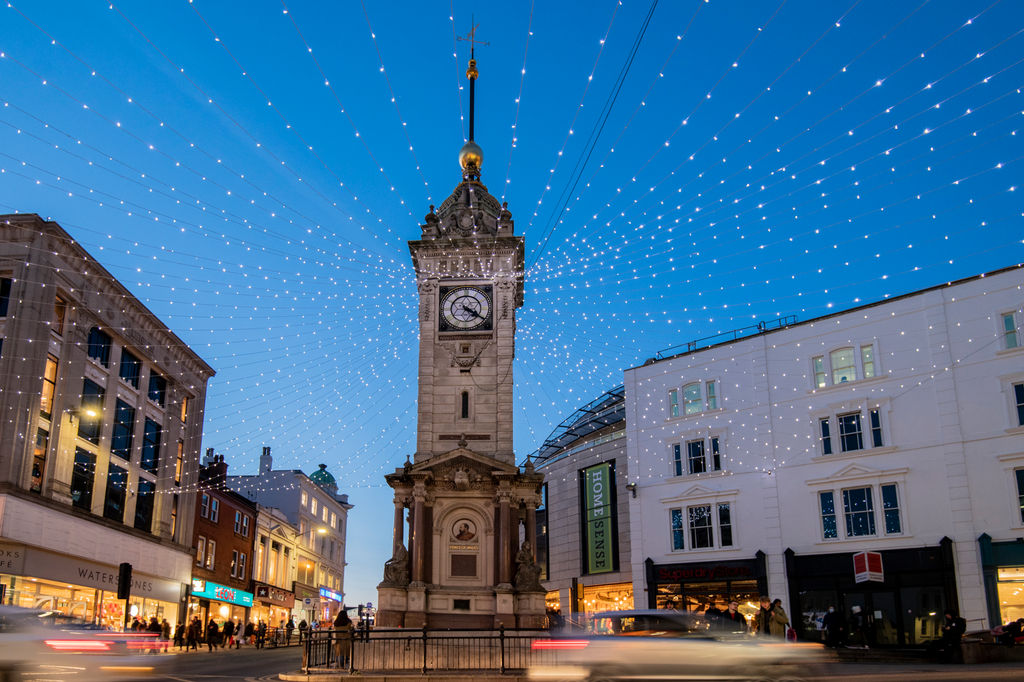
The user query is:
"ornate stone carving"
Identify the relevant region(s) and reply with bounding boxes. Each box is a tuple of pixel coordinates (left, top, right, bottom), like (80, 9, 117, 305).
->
(381, 543, 410, 587)
(513, 541, 544, 592)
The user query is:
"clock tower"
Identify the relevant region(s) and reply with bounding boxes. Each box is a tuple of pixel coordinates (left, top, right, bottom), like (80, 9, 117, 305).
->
(376, 45, 545, 629)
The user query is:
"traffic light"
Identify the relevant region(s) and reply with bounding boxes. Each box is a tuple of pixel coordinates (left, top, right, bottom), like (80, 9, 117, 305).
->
(117, 562, 132, 600)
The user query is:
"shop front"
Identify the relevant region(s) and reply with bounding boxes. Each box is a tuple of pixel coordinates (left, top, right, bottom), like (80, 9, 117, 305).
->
(293, 582, 319, 625)
(319, 586, 343, 622)
(253, 581, 295, 628)
(188, 579, 253, 629)
(784, 540, 957, 647)
(645, 554, 767, 624)
(0, 541, 184, 629)
(979, 533, 1024, 627)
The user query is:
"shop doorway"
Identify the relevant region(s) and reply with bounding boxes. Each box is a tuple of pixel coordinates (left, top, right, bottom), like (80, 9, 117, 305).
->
(799, 588, 943, 646)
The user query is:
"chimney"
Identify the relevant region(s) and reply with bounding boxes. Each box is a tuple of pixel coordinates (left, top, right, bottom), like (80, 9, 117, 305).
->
(204, 447, 215, 466)
(199, 453, 229, 490)
(260, 446, 273, 474)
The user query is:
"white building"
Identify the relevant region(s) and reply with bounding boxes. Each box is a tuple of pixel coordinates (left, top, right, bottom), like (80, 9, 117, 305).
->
(0, 213, 214, 626)
(624, 264, 1024, 645)
(227, 447, 352, 623)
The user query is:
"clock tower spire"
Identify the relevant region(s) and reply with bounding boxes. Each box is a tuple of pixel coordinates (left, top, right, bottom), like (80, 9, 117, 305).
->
(377, 38, 544, 630)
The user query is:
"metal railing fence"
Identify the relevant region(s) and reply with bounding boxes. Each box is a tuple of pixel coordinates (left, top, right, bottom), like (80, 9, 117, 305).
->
(302, 627, 555, 673)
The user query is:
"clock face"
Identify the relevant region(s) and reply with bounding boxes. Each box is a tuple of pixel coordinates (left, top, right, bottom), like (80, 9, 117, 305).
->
(439, 285, 492, 332)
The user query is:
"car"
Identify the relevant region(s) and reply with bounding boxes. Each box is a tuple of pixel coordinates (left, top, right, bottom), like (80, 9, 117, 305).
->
(0, 606, 159, 682)
(530, 609, 824, 682)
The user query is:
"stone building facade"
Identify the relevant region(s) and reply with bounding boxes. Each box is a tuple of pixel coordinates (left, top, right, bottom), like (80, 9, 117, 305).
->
(0, 213, 214, 626)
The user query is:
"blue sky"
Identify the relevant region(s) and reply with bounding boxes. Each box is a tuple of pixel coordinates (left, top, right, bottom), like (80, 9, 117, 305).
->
(2, 0, 1021, 605)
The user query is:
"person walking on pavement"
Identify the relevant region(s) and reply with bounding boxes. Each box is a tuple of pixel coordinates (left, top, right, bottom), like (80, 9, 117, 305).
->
(206, 618, 219, 652)
(768, 599, 790, 639)
(286, 618, 295, 645)
(822, 606, 845, 648)
(938, 609, 967, 662)
(298, 619, 308, 643)
(754, 596, 773, 636)
(222, 619, 234, 649)
(256, 620, 267, 649)
(244, 620, 255, 648)
(719, 600, 746, 632)
(174, 621, 185, 650)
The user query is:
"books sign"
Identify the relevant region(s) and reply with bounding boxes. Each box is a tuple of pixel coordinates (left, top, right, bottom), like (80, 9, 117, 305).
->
(853, 551, 883, 583)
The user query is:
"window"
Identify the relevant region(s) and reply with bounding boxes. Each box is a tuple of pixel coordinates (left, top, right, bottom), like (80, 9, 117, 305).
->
(710, 437, 721, 471)
(174, 441, 183, 486)
(238, 552, 247, 579)
(104, 464, 128, 522)
(683, 383, 701, 414)
(234, 511, 242, 534)
(200, 493, 210, 519)
(256, 538, 266, 582)
(670, 508, 685, 550)
(881, 483, 901, 534)
(111, 399, 135, 460)
(1014, 383, 1024, 427)
(820, 492, 838, 539)
(672, 444, 683, 477)
(1004, 312, 1020, 350)
(205, 539, 216, 570)
(180, 396, 190, 423)
(0, 277, 10, 316)
(718, 503, 733, 547)
(812, 356, 826, 388)
(322, 506, 328, 523)
(140, 418, 160, 473)
(148, 373, 166, 406)
(819, 407, 884, 455)
(119, 349, 141, 388)
(87, 327, 112, 367)
(135, 478, 155, 532)
(819, 484, 903, 540)
(843, 487, 875, 536)
(210, 498, 220, 523)
(53, 296, 66, 335)
(79, 379, 104, 444)
(40, 355, 58, 419)
(838, 412, 863, 452)
(687, 439, 706, 475)
(831, 348, 856, 384)
(310, 498, 317, 516)
(242, 515, 250, 537)
(460, 391, 469, 419)
(706, 382, 717, 410)
(170, 494, 179, 538)
(688, 505, 713, 548)
(331, 512, 337, 529)
(301, 491, 308, 508)
(196, 536, 206, 566)
(231, 550, 240, 578)
(31, 428, 49, 494)
(861, 345, 876, 378)
(668, 389, 679, 418)
(70, 448, 95, 511)
(1016, 469, 1024, 525)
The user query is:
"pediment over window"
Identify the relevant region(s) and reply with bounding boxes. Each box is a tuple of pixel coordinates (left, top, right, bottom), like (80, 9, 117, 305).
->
(806, 462, 908, 486)
(660, 484, 738, 504)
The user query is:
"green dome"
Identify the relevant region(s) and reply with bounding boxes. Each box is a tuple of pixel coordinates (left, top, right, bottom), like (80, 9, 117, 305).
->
(310, 463, 336, 488)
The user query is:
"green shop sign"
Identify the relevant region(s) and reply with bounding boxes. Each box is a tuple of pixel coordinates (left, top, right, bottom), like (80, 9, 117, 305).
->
(584, 463, 614, 574)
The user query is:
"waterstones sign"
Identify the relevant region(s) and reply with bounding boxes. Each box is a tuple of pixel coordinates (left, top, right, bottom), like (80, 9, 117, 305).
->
(583, 462, 615, 574)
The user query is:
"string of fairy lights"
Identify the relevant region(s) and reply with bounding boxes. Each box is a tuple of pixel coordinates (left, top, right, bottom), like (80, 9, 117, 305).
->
(0, 0, 1020, 501)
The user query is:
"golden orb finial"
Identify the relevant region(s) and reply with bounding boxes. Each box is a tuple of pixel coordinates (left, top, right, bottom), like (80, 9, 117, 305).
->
(466, 58, 478, 81)
(459, 141, 483, 176)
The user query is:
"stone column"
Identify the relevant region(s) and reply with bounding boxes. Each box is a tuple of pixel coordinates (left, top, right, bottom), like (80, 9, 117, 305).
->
(525, 497, 537, 555)
(392, 497, 405, 554)
(411, 490, 426, 584)
(498, 490, 512, 585)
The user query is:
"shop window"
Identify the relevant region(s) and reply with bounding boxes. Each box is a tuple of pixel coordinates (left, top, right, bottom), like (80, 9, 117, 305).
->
(996, 567, 1024, 625)
(111, 400, 135, 460)
(53, 295, 66, 335)
(78, 379, 104, 444)
(87, 327, 112, 367)
(104, 464, 128, 522)
(196, 536, 206, 566)
(668, 389, 679, 418)
(0, 277, 11, 317)
(1003, 312, 1020, 350)
(140, 418, 160, 473)
(31, 428, 49, 493)
(119, 349, 141, 389)
(40, 355, 58, 419)
(1014, 383, 1024, 428)
(70, 448, 95, 511)
(147, 373, 166, 407)
(134, 478, 155, 532)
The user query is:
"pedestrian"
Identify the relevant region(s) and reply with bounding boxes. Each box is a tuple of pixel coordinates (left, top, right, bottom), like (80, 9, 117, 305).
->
(187, 618, 198, 651)
(769, 599, 790, 639)
(848, 605, 867, 647)
(206, 618, 219, 652)
(719, 600, 746, 633)
(333, 610, 352, 668)
(937, 609, 966, 662)
(298, 618, 308, 643)
(703, 603, 723, 630)
(222, 618, 234, 649)
(822, 606, 844, 648)
(174, 621, 185, 650)
(161, 618, 171, 652)
(148, 616, 162, 654)
(286, 618, 295, 645)
(244, 620, 255, 648)
(754, 596, 773, 636)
